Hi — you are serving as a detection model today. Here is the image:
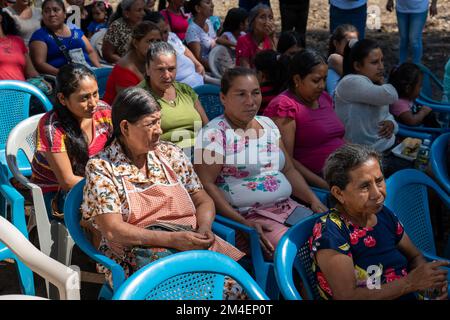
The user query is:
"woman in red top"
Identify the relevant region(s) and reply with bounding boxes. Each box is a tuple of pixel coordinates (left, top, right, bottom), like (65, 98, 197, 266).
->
(103, 21, 162, 105)
(31, 64, 113, 215)
(159, 0, 189, 41)
(0, 9, 40, 81)
(235, 4, 276, 69)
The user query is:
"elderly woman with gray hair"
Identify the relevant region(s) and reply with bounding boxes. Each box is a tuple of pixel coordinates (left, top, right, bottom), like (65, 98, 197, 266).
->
(102, 0, 146, 63)
(309, 143, 449, 300)
(235, 3, 277, 69)
(138, 41, 209, 150)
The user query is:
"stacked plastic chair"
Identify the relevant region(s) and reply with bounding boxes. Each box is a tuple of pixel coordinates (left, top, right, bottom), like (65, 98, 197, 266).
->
(0, 80, 52, 216)
(0, 215, 80, 300)
(112, 251, 268, 300)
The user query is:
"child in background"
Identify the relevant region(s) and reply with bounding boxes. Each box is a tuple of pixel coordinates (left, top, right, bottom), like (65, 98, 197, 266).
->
(254, 50, 289, 115)
(388, 62, 435, 127)
(219, 7, 248, 49)
(326, 24, 358, 97)
(277, 30, 305, 57)
(87, 0, 111, 38)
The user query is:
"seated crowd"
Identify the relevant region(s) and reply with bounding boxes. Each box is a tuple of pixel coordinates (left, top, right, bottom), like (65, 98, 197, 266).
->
(0, 0, 449, 300)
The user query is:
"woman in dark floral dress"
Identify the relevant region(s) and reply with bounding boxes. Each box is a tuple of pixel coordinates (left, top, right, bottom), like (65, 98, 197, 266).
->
(310, 144, 449, 300)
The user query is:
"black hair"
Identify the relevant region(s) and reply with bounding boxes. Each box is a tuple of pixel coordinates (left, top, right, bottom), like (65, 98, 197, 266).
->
(388, 62, 422, 99)
(0, 9, 19, 35)
(277, 30, 305, 55)
(287, 49, 327, 90)
(41, 0, 66, 27)
(184, 0, 203, 16)
(254, 50, 289, 94)
(328, 24, 358, 57)
(220, 7, 248, 36)
(143, 10, 165, 24)
(221, 67, 257, 94)
(158, 0, 167, 11)
(342, 38, 380, 76)
(129, 20, 161, 52)
(54, 64, 97, 176)
(92, 1, 113, 21)
(109, 87, 161, 143)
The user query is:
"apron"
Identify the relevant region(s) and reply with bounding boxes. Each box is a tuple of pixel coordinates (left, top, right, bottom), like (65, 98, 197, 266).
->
(114, 150, 244, 264)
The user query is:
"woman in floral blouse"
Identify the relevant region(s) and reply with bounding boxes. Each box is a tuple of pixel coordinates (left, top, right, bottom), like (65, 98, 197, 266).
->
(194, 67, 327, 259)
(310, 143, 448, 300)
(81, 87, 245, 296)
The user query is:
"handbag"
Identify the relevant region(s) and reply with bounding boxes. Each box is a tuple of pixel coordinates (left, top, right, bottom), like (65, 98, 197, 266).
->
(131, 222, 195, 270)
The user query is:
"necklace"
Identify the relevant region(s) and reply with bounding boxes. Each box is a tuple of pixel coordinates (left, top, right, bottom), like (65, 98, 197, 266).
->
(0, 37, 13, 54)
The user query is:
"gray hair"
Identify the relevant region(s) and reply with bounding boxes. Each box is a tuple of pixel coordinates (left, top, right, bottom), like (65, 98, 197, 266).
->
(121, 0, 138, 11)
(146, 41, 176, 64)
(248, 3, 271, 33)
(323, 144, 382, 191)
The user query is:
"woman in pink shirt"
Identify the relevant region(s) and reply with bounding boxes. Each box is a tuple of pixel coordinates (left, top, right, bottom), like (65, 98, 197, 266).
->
(159, 0, 189, 41)
(235, 4, 276, 69)
(264, 49, 345, 189)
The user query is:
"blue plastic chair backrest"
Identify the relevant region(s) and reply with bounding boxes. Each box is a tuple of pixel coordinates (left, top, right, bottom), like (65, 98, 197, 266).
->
(0, 80, 52, 148)
(385, 169, 450, 255)
(193, 84, 224, 120)
(430, 132, 450, 195)
(416, 63, 443, 102)
(112, 250, 269, 300)
(274, 213, 327, 300)
(64, 179, 126, 292)
(94, 67, 113, 99)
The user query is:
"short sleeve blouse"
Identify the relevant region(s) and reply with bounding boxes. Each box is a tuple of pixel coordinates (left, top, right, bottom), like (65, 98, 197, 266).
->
(185, 19, 217, 61)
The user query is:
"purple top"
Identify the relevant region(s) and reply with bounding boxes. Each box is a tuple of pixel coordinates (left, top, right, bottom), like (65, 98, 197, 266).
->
(264, 90, 345, 175)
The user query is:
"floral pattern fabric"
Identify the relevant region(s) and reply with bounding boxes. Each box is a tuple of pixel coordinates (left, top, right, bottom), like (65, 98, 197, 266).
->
(80, 139, 203, 284)
(309, 207, 418, 300)
(196, 115, 292, 213)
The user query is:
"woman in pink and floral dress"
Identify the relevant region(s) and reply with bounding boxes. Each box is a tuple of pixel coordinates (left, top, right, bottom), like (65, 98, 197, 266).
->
(194, 67, 327, 259)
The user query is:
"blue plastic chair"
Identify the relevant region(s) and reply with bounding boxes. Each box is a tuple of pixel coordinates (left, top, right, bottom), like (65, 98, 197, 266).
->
(0, 175, 35, 295)
(385, 169, 450, 259)
(193, 84, 224, 120)
(430, 132, 450, 195)
(416, 63, 444, 103)
(93, 67, 113, 99)
(215, 188, 330, 300)
(64, 179, 237, 299)
(112, 250, 269, 300)
(274, 213, 326, 300)
(0, 80, 52, 216)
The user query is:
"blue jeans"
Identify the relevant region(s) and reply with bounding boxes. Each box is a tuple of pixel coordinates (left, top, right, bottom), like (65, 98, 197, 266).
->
(330, 3, 367, 39)
(396, 10, 428, 64)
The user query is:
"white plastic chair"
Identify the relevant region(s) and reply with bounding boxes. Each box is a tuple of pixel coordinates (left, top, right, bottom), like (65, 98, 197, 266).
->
(5, 114, 76, 293)
(90, 28, 107, 61)
(0, 215, 80, 300)
(208, 45, 235, 79)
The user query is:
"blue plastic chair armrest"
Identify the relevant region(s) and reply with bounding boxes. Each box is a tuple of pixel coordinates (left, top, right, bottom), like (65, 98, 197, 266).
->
(0, 182, 27, 237)
(416, 98, 450, 113)
(214, 214, 268, 283)
(397, 127, 434, 141)
(212, 221, 235, 246)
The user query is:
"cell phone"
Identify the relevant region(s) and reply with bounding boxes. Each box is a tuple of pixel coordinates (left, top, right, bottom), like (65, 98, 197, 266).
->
(284, 206, 314, 227)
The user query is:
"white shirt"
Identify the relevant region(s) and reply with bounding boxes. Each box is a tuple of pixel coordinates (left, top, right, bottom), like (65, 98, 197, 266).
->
(185, 19, 217, 61)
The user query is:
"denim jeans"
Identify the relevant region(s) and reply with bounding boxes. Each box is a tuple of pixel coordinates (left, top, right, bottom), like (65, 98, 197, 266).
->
(396, 10, 428, 64)
(330, 3, 367, 39)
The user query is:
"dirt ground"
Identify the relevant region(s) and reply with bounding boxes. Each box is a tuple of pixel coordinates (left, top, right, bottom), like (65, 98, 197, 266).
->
(213, 0, 450, 79)
(1, 0, 449, 300)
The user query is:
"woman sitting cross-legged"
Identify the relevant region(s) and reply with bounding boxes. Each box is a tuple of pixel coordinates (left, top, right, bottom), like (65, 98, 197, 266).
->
(30, 63, 112, 219)
(310, 143, 448, 300)
(81, 87, 246, 297)
(194, 67, 328, 259)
